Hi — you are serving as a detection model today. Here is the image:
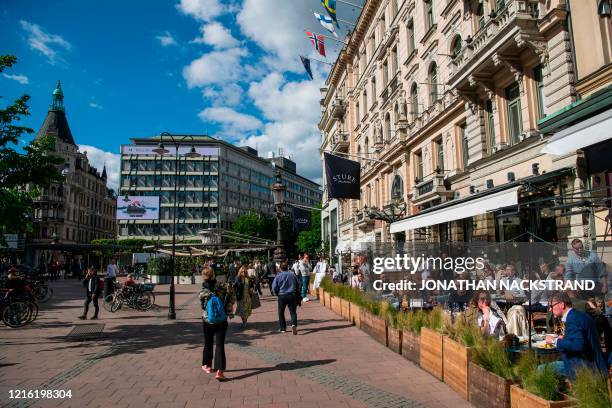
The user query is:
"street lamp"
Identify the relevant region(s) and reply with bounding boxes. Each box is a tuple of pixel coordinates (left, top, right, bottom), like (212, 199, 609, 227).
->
(154, 132, 201, 320)
(271, 172, 287, 264)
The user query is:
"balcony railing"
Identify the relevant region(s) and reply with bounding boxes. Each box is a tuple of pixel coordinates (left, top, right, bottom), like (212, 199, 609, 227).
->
(331, 131, 350, 152)
(411, 172, 454, 205)
(330, 97, 347, 119)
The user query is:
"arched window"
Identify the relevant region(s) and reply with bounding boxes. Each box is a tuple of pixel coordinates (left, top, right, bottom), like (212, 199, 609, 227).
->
(410, 83, 419, 120)
(393, 103, 400, 124)
(385, 113, 392, 142)
(424, 0, 434, 31)
(451, 35, 462, 58)
(429, 63, 438, 104)
(391, 174, 404, 200)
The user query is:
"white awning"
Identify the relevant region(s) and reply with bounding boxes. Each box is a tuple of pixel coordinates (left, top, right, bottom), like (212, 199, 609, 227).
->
(541, 109, 612, 155)
(390, 186, 520, 233)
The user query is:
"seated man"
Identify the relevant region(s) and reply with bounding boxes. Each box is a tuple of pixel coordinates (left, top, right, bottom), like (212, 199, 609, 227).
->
(545, 292, 607, 381)
(5, 270, 30, 301)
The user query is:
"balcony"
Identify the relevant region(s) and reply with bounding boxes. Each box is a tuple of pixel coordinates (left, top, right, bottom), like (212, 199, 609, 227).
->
(330, 97, 347, 119)
(354, 209, 374, 231)
(411, 172, 454, 206)
(448, 0, 543, 89)
(331, 131, 350, 153)
(34, 195, 65, 204)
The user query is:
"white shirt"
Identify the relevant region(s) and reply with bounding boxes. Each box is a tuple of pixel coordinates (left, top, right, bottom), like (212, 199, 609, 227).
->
(107, 264, 118, 278)
(299, 260, 311, 277)
(477, 312, 502, 337)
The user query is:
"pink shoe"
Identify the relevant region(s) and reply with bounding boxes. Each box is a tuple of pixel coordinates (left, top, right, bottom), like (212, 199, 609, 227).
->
(215, 370, 227, 381)
(202, 365, 213, 373)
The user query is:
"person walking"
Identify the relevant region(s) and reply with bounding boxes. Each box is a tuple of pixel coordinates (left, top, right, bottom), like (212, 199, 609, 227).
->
(271, 261, 300, 335)
(299, 254, 312, 302)
(199, 266, 235, 381)
(105, 258, 118, 299)
(235, 266, 253, 328)
(79, 268, 101, 320)
(227, 260, 239, 283)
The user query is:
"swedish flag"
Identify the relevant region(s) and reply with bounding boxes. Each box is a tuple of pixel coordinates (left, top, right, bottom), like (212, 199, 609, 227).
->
(321, 0, 340, 28)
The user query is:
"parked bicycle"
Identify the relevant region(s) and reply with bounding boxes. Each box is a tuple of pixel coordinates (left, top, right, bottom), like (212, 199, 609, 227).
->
(103, 282, 155, 312)
(1, 291, 39, 328)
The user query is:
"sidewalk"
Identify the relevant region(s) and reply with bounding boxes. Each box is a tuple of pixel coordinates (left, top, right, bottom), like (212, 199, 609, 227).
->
(0, 280, 472, 408)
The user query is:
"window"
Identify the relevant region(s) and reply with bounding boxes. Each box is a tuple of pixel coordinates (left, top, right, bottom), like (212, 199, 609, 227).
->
(385, 113, 392, 142)
(505, 82, 523, 145)
(392, 47, 399, 75)
(476, 0, 485, 31)
(451, 35, 462, 58)
(486, 99, 496, 149)
(356, 101, 360, 122)
(460, 123, 469, 168)
(495, 0, 506, 10)
(371, 77, 376, 99)
(436, 138, 444, 172)
(364, 89, 368, 111)
(424, 0, 434, 32)
(415, 151, 424, 180)
(534, 65, 546, 119)
(410, 83, 419, 120)
(429, 63, 438, 104)
(382, 60, 389, 86)
(407, 20, 415, 53)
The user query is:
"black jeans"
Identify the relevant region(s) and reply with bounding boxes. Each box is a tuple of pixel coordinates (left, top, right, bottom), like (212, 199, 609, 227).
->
(277, 294, 298, 331)
(202, 320, 228, 371)
(83, 294, 99, 317)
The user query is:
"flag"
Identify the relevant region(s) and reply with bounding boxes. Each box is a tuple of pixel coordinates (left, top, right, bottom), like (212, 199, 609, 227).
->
(314, 12, 338, 38)
(300, 56, 313, 80)
(321, 0, 340, 28)
(306, 31, 326, 57)
(292, 206, 312, 232)
(324, 152, 361, 199)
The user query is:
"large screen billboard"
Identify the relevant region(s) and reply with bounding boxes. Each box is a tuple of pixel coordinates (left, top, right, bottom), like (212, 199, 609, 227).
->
(116, 196, 160, 220)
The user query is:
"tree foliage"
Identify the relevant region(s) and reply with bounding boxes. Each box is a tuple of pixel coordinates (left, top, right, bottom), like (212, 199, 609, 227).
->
(0, 55, 64, 241)
(231, 211, 276, 241)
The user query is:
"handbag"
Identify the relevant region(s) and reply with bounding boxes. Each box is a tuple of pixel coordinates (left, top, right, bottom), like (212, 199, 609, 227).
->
(251, 292, 261, 309)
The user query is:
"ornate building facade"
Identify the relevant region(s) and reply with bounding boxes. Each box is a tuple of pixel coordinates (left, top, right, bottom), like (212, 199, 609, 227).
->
(320, 0, 611, 255)
(27, 82, 117, 266)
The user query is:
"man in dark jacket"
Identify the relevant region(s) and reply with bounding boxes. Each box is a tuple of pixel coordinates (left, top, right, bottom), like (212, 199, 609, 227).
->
(545, 292, 607, 381)
(79, 268, 101, 320)
(271, 261, 300, 335)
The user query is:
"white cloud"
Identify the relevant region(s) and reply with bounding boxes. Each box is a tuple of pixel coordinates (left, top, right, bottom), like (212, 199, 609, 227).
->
(19, 20, 72, 65)
(89, 102, 103, 110)
(192, 22, 239, 49)
(156, 31, 178, 47)
(182, 47, 247, 87)
(176, 0, 224, 22)
(2, 73, 29, 84)
(202, 83, 243, 106)
(199, 106, 262, 132)
(79, 145, 120, 191)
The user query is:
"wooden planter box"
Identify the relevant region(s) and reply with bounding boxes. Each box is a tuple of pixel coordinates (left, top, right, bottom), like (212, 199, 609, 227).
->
(350, 303, 361, 328)
(324, 292, 332, 309)
(309, 283, 318, 298)
(469, 363, 512, 408)
(510, 385, 576, 408)
(420, 328, 443, 380)
(387, 326, 402, 354)
(318, 288, 325, 305)
(443, 337, 472, 400)
(331, 296, 342, 316)
(359, 309, 387, 346)
(340, 299, 350, 320)
(401, 330, 420, 364)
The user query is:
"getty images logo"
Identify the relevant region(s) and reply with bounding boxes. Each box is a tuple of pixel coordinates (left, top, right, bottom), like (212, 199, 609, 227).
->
(333, 173, 356, 184)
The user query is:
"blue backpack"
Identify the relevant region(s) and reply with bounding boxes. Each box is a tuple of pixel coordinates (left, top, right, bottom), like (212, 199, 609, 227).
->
(206, 294, 227, 324)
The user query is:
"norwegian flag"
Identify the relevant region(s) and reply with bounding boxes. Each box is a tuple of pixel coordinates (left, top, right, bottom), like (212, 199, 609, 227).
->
(306, 31, 326, 57)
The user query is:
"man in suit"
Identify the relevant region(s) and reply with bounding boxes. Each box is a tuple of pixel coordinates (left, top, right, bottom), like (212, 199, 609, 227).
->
(79, 268, 101, 320)
(545, 292, 607, 381)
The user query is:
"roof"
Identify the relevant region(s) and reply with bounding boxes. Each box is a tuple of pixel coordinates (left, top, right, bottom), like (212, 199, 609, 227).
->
(35, 109, 76, 145)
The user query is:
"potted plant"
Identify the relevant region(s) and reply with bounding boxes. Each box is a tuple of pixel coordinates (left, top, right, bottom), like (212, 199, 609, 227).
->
(571, 366, 610, 408)
(420, 307, 445, 380)
(399, 309, 424, 364)
(469, 336, 515, 408)
(443, 316, 478, 400)
(510, 352, 576, 408)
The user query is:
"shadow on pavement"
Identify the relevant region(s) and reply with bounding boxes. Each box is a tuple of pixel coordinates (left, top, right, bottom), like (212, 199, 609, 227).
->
(224, 359, 336, 381)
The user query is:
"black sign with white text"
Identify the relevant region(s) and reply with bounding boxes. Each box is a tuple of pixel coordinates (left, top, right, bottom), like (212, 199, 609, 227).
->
(324, 152, 360, 199)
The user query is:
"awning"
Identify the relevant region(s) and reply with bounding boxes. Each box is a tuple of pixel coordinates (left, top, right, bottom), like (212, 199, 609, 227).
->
(541, 108, 612, 155)
(390, 186, 520, 233)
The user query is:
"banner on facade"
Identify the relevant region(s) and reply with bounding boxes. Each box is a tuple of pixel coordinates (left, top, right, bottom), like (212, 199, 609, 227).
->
(292, 206, 312, 232)
(116, 196, 160, 220)
(121, 145, 219, 156)
(324, 152, 360, 199)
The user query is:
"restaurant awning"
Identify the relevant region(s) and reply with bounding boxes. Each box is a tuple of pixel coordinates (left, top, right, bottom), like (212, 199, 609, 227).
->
(540, 108, 612, 155)
(390, 186, 521, 233)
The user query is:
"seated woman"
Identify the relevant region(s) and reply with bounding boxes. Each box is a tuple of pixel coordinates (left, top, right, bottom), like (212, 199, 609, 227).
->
(476, 291, 506, 338)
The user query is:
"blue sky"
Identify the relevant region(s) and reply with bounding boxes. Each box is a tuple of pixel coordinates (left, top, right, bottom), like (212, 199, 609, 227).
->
(1, 0, 362, 190)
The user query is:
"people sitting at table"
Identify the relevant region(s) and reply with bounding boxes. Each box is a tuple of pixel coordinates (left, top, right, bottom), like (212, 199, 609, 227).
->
(499, 264, 525, 297)
(476, 291, 506, 338)
(545, 292, 608, 381)
(531, 264, 565, 305)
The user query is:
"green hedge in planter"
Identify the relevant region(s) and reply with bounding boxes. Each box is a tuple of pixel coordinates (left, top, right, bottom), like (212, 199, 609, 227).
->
(472, 335, 514, 380)
(147, 256, 207, 277)
(516, 352, 566, 402)
(572, 367, 610, 408)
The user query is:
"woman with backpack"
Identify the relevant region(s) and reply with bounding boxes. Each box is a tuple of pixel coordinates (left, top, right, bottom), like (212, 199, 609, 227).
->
(199, 266, 235, 381)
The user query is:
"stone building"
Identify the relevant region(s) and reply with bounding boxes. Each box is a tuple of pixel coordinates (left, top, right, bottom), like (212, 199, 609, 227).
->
(27, 82, 117, 266)
(319, 0, 611, 253)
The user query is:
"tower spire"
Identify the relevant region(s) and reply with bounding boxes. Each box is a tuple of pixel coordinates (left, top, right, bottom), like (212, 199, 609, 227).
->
(50, 80, 65, 111)
(102, 163, 107, 179)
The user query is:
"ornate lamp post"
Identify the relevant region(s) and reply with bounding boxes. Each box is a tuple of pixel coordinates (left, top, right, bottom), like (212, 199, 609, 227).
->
(271, 172, 287, 264)
(152, 132, 201, 320)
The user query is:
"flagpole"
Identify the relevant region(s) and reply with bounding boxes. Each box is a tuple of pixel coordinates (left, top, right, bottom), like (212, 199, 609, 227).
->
(307, 56, 333, 66)
(338, 18, 356, 26)
(336, 0, 363, 9)
(321, 149, 391, 165)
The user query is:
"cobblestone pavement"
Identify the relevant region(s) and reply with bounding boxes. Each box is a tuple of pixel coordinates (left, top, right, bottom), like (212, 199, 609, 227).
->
(0, 280, 472, 408)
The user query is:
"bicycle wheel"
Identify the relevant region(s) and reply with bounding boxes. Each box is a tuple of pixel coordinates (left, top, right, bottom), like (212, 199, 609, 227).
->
(103, 294, 115, 312)
(110, 296, 123, 313)
(26, 301, 39, 323)
(136, 292, 153, 310)
(3, 302, 27, 328)
(41, 286, 53, 302)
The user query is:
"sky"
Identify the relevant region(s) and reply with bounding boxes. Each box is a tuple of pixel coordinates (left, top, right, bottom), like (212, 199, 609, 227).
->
(1, 0, 364, 191)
